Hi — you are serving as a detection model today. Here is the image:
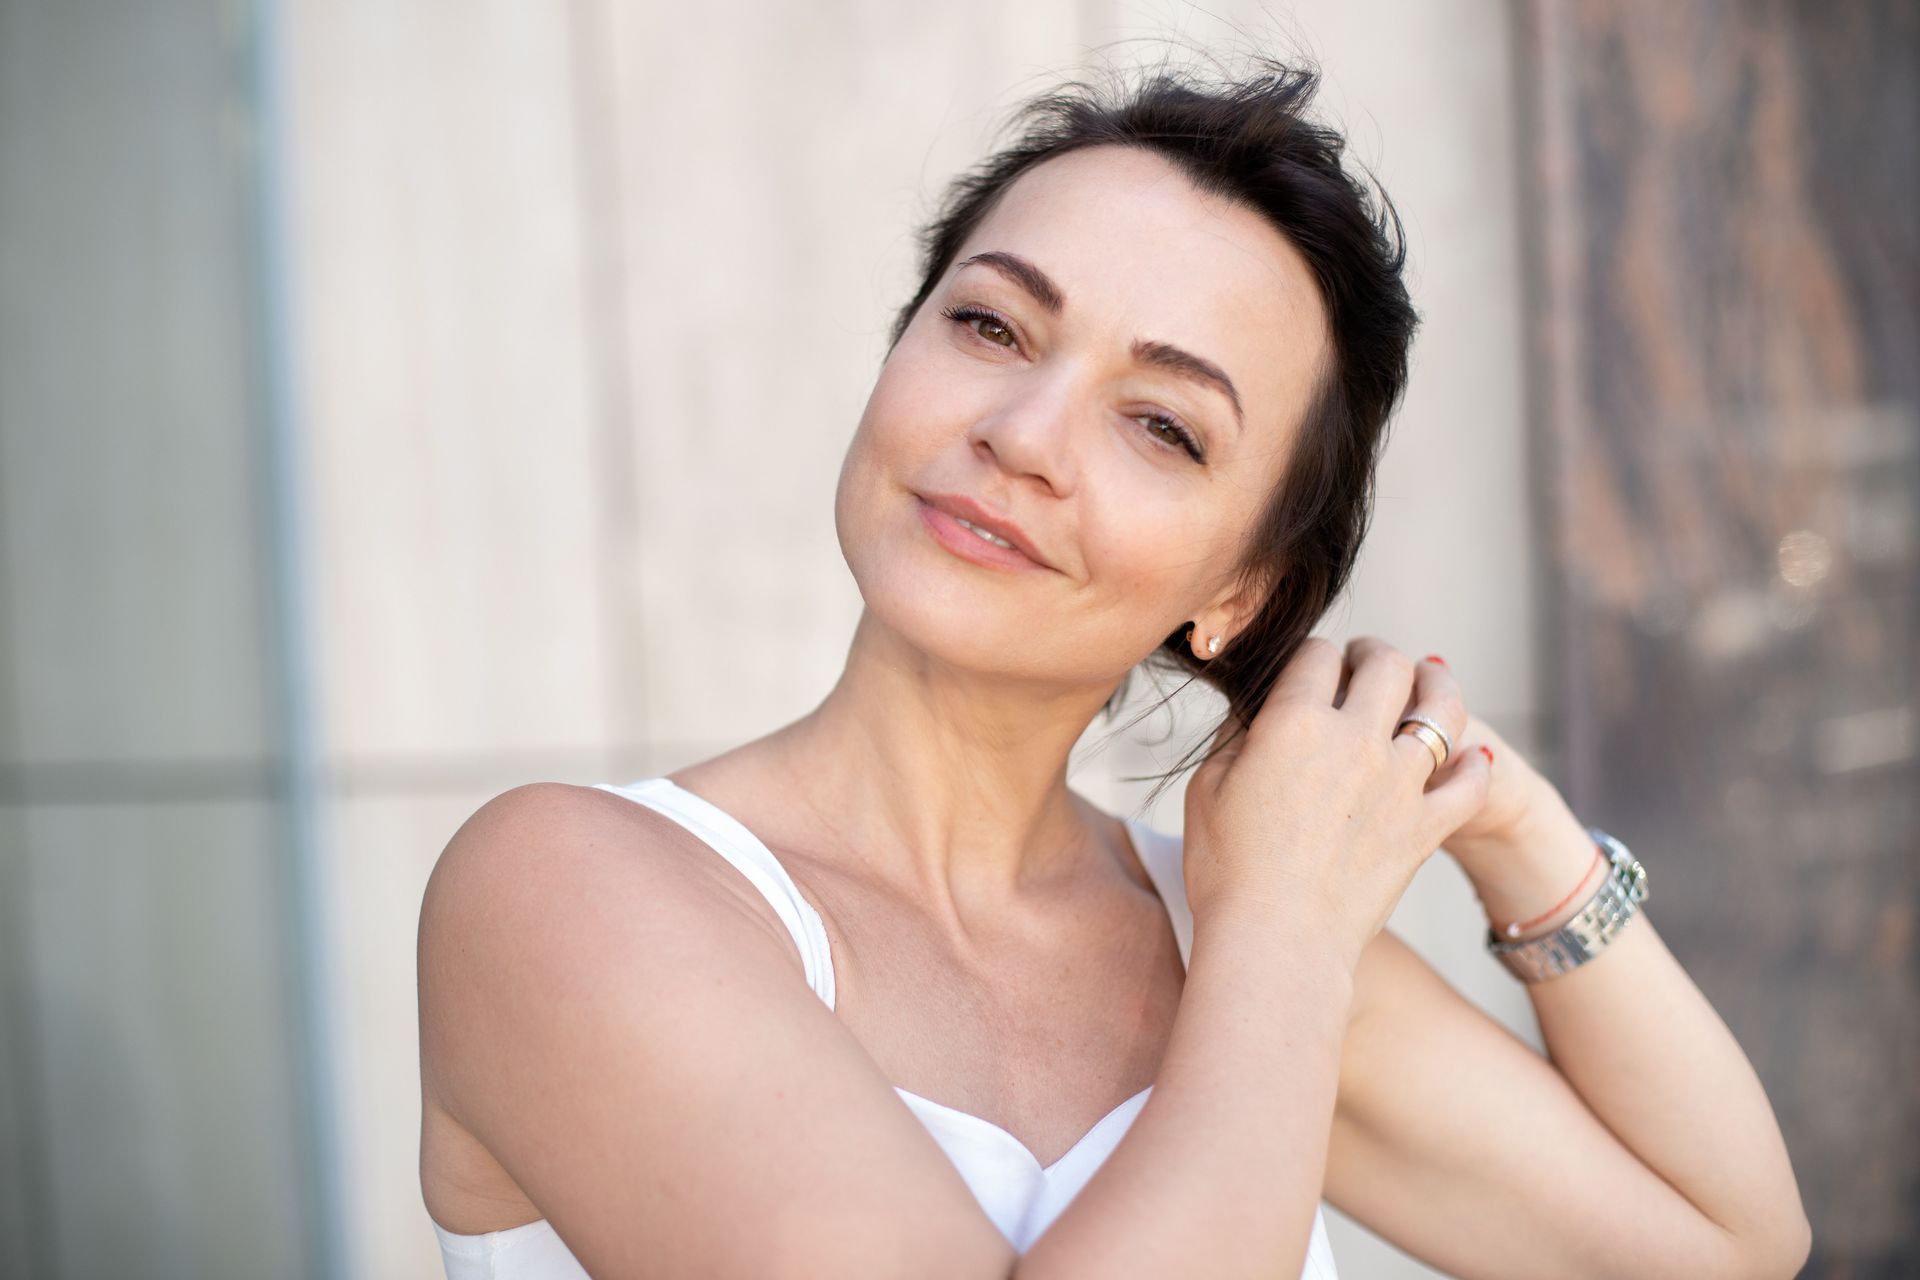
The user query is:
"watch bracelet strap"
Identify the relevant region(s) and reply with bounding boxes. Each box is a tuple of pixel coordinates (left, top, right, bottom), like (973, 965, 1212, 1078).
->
(1486, 828, 1649, 983)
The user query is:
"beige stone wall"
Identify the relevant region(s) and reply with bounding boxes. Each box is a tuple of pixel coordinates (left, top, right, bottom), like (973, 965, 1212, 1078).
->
(281, 4, 1536, 1276)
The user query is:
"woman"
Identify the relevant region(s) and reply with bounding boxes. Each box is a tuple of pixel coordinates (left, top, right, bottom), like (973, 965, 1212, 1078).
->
(419, 58, 1810, 1279)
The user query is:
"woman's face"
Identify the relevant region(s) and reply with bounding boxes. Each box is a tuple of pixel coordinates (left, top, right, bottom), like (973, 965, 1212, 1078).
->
(835, 143, 1331, 684)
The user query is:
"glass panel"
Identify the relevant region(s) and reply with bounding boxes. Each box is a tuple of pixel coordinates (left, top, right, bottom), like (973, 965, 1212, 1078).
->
(0, 1, 323, 1276)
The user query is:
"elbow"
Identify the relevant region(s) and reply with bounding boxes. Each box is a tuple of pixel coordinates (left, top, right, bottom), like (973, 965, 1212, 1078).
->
(1732, 1210, 1812, 1280)
(1761, 1179, 1815, 1279)
(1691, 1197, 1812, 1280)
(1768, 1213, 1813, 1280)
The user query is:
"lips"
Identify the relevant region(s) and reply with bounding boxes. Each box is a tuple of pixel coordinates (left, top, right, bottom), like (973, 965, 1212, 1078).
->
(917, 491, 1053, 569)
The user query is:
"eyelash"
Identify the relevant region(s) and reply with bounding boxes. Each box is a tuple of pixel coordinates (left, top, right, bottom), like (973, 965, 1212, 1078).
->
(937, 302, 1207, 463)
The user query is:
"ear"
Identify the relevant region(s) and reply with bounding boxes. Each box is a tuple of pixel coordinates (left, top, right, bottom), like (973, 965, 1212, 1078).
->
(1188, 564, 1278, 660)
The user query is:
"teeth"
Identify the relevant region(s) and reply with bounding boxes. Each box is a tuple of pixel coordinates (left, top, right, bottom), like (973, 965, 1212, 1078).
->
(954, 517, 1016, 550)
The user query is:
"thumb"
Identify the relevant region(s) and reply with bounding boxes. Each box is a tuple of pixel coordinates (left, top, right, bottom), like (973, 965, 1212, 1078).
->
(1425, 739, 1494, 836)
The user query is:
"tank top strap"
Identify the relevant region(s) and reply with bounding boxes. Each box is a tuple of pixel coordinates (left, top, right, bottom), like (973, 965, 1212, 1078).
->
(592, 778, 838, 1010)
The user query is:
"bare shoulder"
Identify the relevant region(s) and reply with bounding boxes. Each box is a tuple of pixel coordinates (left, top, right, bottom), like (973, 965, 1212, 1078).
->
(419, 781, 802, 981)
(417, 781, 801, 1122)
(424, 781, 787, 912)
(416, 782, 1008, 1278)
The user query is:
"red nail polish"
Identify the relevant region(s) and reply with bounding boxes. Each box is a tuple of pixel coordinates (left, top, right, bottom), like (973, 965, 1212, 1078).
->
(1424, 654, 1447, 667)
(1478, 744, 1494, 764)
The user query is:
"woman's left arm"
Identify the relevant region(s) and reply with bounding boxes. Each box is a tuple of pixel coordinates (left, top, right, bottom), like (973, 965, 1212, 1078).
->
(1322, 721, 1812, 1280)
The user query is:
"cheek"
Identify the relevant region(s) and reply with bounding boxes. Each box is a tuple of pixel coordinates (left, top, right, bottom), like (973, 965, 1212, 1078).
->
(832, 408, 886, 556)
(849, 361, 946, 474)
(833, 375, 935, 560)
(1082, 493, 1223, 602)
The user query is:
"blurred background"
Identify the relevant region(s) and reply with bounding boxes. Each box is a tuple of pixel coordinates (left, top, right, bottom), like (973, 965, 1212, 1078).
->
(0, 1, 1912, 1277)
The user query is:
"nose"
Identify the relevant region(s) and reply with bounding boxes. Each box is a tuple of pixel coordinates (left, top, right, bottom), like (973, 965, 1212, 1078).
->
(964, 367, 1081, 495)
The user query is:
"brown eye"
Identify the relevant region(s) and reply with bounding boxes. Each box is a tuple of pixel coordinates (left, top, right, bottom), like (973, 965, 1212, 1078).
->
(1137, 411, 1206, 463)
(939, 303, 1019, 350)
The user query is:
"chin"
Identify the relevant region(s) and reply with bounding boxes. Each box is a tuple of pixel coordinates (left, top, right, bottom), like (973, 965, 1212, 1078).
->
(843, 544, 1059, 688)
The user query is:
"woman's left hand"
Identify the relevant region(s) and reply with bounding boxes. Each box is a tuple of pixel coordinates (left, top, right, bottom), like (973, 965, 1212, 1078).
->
(1437, 710, 1559, 853)
(1362, 647, 1589, 915)
(1415, 696, 1602, 929)
(1350, 647, 1573, 868)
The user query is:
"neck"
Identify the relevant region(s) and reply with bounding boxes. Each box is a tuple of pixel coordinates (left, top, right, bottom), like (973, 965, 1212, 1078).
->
(762, 608, 1129, 914)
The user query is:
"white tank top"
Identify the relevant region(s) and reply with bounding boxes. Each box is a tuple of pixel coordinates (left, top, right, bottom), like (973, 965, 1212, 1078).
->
(432, 777, 1341, 1279)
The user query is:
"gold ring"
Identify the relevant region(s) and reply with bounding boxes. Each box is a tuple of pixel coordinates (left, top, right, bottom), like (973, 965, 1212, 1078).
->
(1394, 719, 1449, 774)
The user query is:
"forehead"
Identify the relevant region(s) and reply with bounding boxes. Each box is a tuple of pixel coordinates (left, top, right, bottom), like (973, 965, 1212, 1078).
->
(954, 144, 1330, 448)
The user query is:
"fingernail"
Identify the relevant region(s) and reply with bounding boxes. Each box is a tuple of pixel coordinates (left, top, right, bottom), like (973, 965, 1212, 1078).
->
(1424, 654, 1448, 667)
(1478, 744, 1494, 764)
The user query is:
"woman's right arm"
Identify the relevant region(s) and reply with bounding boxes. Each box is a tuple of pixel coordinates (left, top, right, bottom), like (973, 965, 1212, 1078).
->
(417, 781, 1020, 1279)
(1014, 638, 1489, 1280)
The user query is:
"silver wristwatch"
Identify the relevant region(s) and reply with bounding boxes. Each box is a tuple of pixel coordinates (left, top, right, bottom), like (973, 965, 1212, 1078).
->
(1486, 827, 1649, 983)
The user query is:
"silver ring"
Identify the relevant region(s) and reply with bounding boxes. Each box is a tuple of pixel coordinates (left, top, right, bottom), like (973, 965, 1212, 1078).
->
(1394, 713, 1453, 766)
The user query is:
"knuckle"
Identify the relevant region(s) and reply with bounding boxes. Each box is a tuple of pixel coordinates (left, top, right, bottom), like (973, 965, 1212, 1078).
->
(1300, 636, 1340, 661)
(1376, 645, 1415, 675)
(1284, 699, 1337, 738)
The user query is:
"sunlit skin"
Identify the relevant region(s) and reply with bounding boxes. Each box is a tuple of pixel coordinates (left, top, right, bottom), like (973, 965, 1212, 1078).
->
(755, 142, 1335, 907)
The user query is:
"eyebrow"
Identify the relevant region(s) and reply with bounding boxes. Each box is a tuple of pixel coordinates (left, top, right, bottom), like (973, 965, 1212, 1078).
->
(954, 250, 1245, 432)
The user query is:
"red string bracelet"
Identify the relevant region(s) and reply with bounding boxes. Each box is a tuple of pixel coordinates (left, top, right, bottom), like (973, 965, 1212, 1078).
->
(1495, 841, 1607, 939)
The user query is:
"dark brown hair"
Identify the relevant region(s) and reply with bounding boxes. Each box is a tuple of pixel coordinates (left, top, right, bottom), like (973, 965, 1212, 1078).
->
(887, 54, 1418, 807)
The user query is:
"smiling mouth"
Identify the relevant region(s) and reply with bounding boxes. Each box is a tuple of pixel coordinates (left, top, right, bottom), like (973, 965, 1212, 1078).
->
(951, 516, 1017, 550)
(916, 496, 1050, 572)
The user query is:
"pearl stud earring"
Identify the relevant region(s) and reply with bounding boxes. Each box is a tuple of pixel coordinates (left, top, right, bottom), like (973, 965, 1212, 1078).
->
(1207, 635, 1222, 654)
